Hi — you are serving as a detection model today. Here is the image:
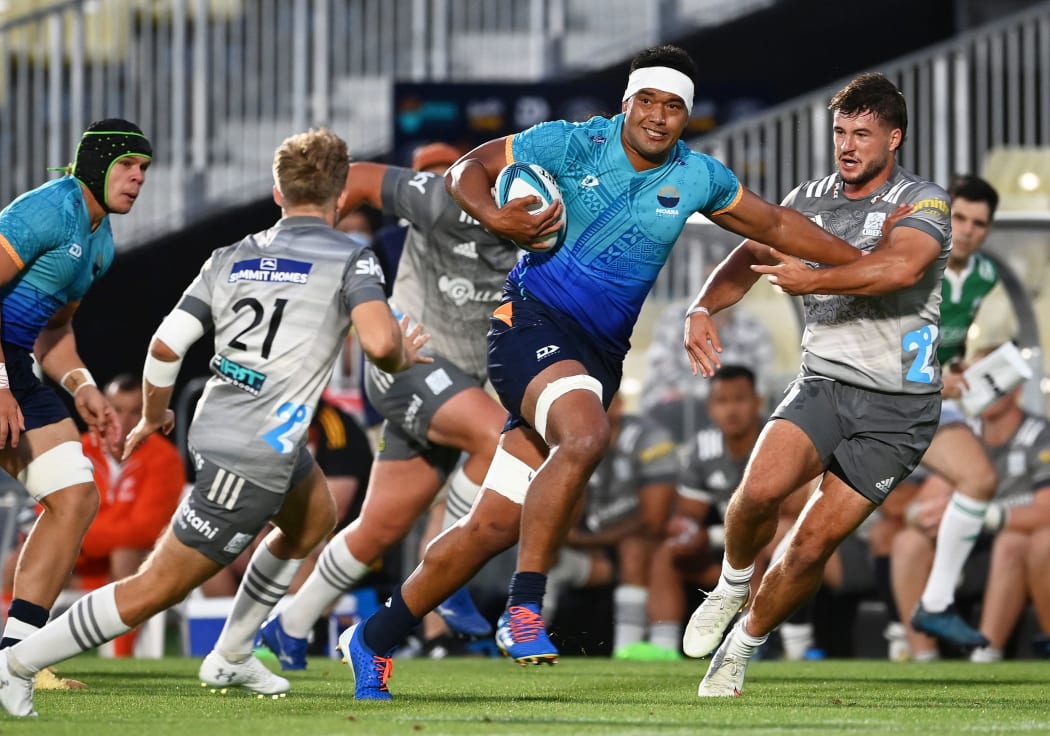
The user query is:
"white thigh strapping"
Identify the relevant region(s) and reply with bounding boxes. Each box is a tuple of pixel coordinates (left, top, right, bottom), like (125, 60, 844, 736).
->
(481, 446, 537, 505)
(17, 441, 95, 500)
(532, 374, 603, 442)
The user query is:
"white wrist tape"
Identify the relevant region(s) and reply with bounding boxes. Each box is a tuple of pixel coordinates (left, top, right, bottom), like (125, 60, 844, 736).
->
(60, 367, 96, 396)
(0, 363, 8, 390)
(143, 353, 182, 388)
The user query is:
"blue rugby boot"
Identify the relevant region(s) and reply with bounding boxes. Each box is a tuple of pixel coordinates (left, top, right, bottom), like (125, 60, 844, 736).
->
(911, 603, 989, 648)
(494, 603, 558, 665)
(435, 586, 492, 638)
(259, 616, 308, 671)
(338, 623, 393, 701)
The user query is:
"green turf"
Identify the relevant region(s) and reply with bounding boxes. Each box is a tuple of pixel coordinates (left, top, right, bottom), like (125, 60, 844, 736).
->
(7, 656, 1049, 735)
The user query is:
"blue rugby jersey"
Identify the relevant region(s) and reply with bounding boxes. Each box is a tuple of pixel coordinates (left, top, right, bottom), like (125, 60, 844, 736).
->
(0, 177, 115, 349)
(507, 114, 741, 356)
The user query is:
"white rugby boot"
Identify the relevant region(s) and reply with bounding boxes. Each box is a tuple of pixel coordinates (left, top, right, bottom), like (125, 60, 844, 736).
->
(0, 651, 36, 717)
(199, 650, 290, 696)
(682, 586, 749, 658)
(697, 621, 752, 697)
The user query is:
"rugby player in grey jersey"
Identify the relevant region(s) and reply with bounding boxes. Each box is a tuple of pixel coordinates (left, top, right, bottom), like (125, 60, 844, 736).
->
(681, 73, 949, 696)
(0, 128, 431, 717)
(257, 154, 522, 668)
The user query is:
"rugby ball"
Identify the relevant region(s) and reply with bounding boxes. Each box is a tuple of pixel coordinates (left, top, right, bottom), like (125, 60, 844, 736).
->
(494, 162, 567, 253)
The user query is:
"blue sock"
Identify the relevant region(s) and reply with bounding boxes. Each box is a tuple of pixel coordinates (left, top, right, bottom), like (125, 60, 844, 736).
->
(362, 587, 421, 655)
(507, 571, 547, 608)
(1, 598, 50, 649)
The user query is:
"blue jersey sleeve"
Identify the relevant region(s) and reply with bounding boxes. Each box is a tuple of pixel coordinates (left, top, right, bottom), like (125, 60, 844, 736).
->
(0, 190, 68, 270)
(509, 120, 576, 176)
(697, 155, 742, 216)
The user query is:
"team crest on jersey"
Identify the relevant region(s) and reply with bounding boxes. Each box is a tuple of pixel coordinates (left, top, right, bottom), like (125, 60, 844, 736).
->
(656, 186, 680, 216)
(228, 257, 312, 284)
(862, 211, 887, 238)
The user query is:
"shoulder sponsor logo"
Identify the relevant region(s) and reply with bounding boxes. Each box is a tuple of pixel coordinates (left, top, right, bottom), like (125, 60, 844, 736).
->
(355, 256, 385, 279)
(875, 476, 895, 493)
(581, 175, 600, 188)
(228, 257, 312, 284)
(862, 211, 887, 238)
(68, 243, 82, 258)
(911, 197, 949, 216)
(408, 171, 437, 195)
(536, 344, 559, 360)
(453, 241, 479, 259)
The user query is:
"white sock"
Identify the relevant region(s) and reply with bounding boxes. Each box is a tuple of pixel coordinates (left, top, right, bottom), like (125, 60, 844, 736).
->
(718, 559, 754, 594)
(215, 544, 301, 660)
(8, 583, 130, 675)
(779, 622, 815, 661)
(612, 584, 648, 651)
(726, 614, 767, 660)
(280, 537, 370, 639)
(921, 492, 987, 612)
(970, 646, 1002, 663)
(441, 467, 481, 530)
(650, 621, 682, 651)
(1, 619, 41, 644)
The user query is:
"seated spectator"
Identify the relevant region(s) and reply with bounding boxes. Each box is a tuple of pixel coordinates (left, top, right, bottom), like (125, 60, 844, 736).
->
(545, 392, 677, 657)
(641, 298, 772, 445)
(891, 357, 1050, 661)
(642, 365, 794, 659)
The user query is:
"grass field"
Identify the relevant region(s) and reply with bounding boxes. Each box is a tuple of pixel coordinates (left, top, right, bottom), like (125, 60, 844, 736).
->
(8, 655, 1049, 735)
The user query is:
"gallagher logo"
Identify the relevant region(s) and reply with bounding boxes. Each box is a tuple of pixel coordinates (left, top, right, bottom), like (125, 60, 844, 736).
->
(656, 186, 680, 215)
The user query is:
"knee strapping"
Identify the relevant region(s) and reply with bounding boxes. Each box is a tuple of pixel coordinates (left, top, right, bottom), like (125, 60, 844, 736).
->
(533, 374, 603, 441)
(18, 441, 94, 500)
(481, 446, 537, 505)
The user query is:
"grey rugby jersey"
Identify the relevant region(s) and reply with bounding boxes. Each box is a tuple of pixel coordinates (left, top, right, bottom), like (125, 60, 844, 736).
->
(175, 216, 388, 493)
(784, 165, 951, 394)
(969, 411, 1050, 503)
(678, 426, 757, 517)
(381, 167, 520, 383)
(583, 415, 678, 531)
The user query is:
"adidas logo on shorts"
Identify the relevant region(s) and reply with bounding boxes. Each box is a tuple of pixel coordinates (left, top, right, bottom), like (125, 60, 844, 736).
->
(875, 477, 895, 493)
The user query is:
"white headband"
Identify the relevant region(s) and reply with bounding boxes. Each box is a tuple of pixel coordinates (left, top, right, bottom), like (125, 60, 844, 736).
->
(622, 66, 694, 115)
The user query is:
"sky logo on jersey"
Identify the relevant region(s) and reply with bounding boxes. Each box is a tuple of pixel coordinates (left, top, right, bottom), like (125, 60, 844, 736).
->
(656, 186, 680, 215)
(227, 257, 312, 284)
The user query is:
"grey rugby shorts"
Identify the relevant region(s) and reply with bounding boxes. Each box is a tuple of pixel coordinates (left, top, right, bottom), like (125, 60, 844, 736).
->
(172, 444, 314, 565)
(772, 376, 940, 505)
(365, 353, 481, 478)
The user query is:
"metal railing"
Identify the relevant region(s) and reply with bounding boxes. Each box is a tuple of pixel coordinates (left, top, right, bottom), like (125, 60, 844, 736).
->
(0, 0, 771, 248)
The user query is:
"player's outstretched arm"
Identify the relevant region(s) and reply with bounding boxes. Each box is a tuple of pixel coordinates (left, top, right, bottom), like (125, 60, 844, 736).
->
(711, 188, 863, 266)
